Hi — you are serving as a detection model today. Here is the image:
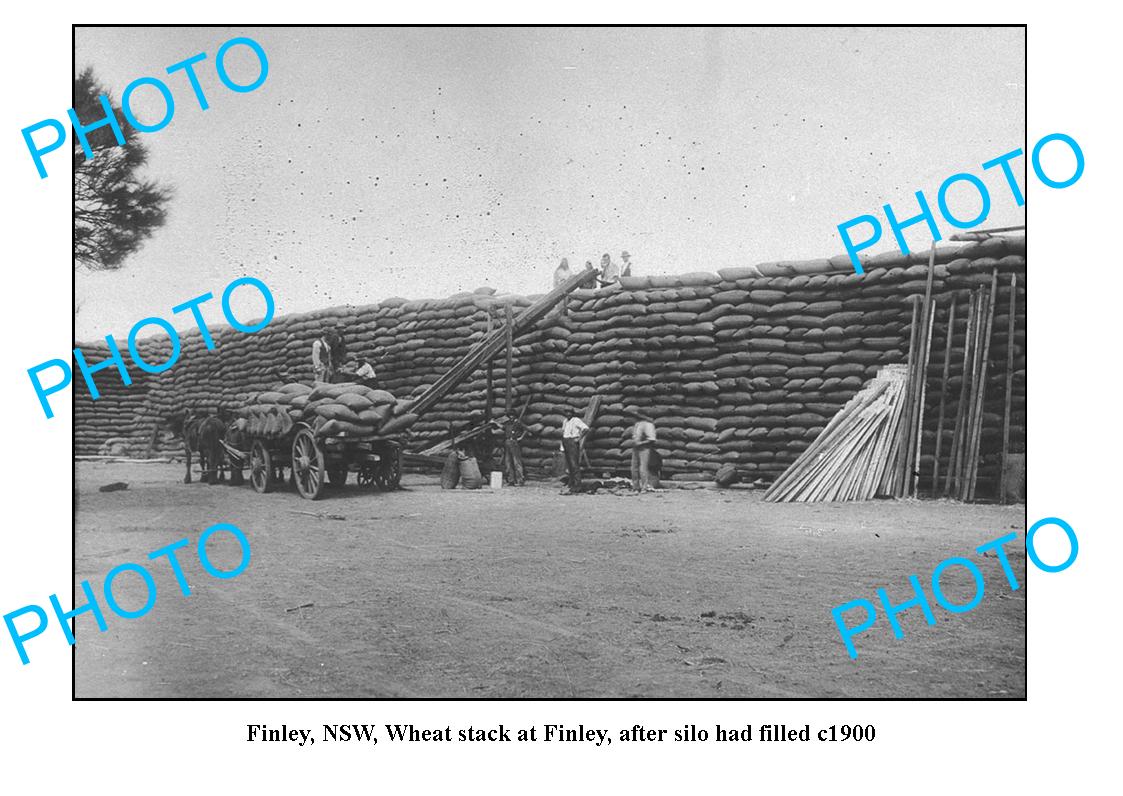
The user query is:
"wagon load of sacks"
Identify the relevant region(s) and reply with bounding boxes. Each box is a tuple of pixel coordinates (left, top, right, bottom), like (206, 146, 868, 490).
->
(233, 382, 419, 439)
(232, 382, 310, 438)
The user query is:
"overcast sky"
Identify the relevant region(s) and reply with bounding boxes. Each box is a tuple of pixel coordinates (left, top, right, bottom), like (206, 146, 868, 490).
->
(74, 26, 1025, 339)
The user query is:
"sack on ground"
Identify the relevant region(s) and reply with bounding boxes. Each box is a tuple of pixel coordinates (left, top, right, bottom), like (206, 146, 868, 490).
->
(459, 455, 484, 489)
(440, 452, 460, 489)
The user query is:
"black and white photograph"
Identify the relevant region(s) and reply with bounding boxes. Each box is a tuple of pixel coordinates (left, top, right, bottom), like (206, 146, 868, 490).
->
(70, 25, 1027, 699)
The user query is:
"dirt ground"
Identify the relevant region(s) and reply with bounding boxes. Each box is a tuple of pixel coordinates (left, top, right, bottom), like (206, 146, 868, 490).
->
(73, 462, 1026, 699)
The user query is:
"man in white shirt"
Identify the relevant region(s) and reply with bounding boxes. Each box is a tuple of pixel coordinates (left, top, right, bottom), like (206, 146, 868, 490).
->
(553, 257, 573, 318)
(598, 253, 621, 287)
(553, 257, 572, 288)
(311, 329, 333, 384)
(339, 357, 378, 389)
(629, 409, 658, 492)
(354, 359, 376, 381)
(560, 413, 590, 494)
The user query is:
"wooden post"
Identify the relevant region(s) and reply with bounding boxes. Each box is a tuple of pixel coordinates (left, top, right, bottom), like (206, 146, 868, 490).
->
(911, 298, 937, 496)
(945, 289, 977, 497)
(484, 311, 495, 420)
(966, 269, 999, 502)
(504, 303, 515, 417)
(904, 244, 938, 496)
(957, 289, 985, 500)
(895, 297, 921, 497)
(958, 287, 986, 501)
(931, 297, 956, 494)
(1000, 273, 1018, 502)
(145, 423, 160, 459)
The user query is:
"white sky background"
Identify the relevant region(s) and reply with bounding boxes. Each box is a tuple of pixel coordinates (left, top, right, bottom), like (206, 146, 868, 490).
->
(73, 26, 1025, 340)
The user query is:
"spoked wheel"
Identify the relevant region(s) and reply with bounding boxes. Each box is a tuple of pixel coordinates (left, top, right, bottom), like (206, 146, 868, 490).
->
(357, 466, 377, 490)
(328, 467, 348, 487)
(292, 427, 326, 500)
(249, 440, 274, 494)
(384, 447, 402, 490)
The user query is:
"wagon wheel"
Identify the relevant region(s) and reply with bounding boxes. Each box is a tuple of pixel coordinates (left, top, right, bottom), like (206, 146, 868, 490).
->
(328, 467, 348, 487)
(357, 466, 377, 489)
(383, 446, 402, 490)
(292, 427, 325, 500)
(249, 440, 274, 494)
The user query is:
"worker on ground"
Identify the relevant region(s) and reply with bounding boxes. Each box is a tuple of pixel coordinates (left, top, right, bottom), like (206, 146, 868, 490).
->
(502, 417, 528, 486)
(629, 408, 658, 493)
(311, 328, 335, 384)
(598, 252, 620, 286)
(560, 411, 590, 494)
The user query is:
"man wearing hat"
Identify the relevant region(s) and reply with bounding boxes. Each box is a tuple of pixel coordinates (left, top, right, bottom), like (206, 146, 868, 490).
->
(560, 410, 590, 494)
(329, 326, 348, 383)
(311, 328, 335, 384)
(628, 408, 658, 493)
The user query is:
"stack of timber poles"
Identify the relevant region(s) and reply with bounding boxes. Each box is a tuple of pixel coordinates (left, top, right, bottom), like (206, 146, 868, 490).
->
(764, 246, 1016, 504)
(762, 247, 939, 504)
(762, 364, 908, 502)
(407, 265, 598, 421)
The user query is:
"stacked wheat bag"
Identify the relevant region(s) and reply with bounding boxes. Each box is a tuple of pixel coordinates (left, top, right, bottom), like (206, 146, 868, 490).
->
(73, 236, 1025, 496)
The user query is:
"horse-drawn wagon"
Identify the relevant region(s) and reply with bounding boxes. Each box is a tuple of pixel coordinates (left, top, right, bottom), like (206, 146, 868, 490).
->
(197, 264, 599, 500)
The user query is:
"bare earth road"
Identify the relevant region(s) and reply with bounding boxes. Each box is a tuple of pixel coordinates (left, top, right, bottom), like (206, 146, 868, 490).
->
(73, 462, 1026, 699)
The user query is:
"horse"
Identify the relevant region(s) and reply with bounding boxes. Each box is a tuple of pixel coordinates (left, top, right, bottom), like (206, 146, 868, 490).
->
(165, 408, 231, 485)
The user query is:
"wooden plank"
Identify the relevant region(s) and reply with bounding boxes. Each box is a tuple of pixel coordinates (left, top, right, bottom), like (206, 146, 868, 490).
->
(966, 269, 1000, 501)
(504, 304, 515, 417)
(1000, 274, 1018, 503)
(144, 424, 161, 459)
(415, 417, 507, 457)
(401, 451, 453, 468)
(902, 245, 938, 497)
(408, 265, 597, 419)
(931, 297, 957, 494)
(894, 298, 922, 496)
(911, 297, 938, 496)
(873, 375, 908, 496)
(945, 289, 978, 497)
(959, 285, 988, 501)
(956, 289, 984, 500)
(871, 380, 907, 496)
(579, 394, 603, 470)
(484, 310, 495, 420)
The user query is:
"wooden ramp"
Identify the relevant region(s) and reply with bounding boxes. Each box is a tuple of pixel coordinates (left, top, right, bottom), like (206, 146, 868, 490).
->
(404, 265, 598, 428)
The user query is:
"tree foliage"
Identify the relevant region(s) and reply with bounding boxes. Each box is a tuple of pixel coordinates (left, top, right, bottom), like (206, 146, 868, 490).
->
(74, 67, 173, 271)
